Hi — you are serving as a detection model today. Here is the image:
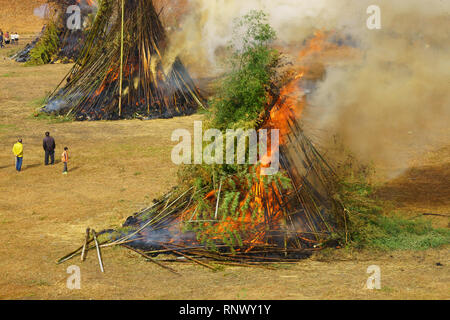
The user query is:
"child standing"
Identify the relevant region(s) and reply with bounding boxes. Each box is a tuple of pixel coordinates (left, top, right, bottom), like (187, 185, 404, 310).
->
(61, 147, 69, 174)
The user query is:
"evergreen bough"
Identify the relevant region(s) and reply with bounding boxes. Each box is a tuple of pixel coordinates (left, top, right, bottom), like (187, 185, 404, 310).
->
(26, 21, 60, 66)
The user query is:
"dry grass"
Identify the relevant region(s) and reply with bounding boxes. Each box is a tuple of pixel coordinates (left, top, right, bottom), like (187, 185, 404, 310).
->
(0, 41, 449, 300)
(0, 0, 47, 35)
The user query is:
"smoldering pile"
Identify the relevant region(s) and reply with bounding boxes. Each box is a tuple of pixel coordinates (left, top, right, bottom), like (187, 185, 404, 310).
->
(42, 0, 204, 121)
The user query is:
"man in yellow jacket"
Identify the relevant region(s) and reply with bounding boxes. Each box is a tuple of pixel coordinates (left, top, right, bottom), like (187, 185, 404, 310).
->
(12, 138, 23, 172)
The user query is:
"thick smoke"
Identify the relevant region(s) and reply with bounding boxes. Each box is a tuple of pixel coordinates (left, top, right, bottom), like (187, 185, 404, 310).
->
(164, 0, 353, 73)
(168, 0, 449, 178)
(303, 0, 450, 177)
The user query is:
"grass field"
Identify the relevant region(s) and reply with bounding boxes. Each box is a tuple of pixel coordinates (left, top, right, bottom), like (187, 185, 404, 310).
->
(0, 33, 449, 299)
(0, 0, 47, 36)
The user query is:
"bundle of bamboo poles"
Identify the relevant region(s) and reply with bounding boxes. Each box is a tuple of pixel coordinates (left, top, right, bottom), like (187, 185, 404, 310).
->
(43, 0, 204, 120)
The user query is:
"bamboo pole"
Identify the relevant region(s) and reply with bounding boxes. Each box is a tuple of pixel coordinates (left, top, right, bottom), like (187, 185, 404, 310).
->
(118, 0, 125, 117)
(57, 238, 94, 265)
(161, 245, 216, 271)
(92, 229, 105, 273)
(214, 180, 222, 220)
(81, 227, 90, 262)
(123, 245, 181, 276)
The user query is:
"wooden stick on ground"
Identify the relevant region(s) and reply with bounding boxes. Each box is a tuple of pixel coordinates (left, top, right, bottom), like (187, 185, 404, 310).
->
(423, 213, 450, 217)
(215, 261, 277, 270)
(92, 229, 105, 273)
(81, 227, 90, 262)
(122, 245, 181, 276)
(162, 245, 216, 271)
(57, 238, 94, 265)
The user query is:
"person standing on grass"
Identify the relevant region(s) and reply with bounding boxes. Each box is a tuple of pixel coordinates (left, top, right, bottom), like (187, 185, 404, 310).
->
(61, 147, 69, 175)
(0, 30, 4, 48)
(4, 31, 9, 45)
(12, 139, 24, 172)
(43, 131, 56, 165)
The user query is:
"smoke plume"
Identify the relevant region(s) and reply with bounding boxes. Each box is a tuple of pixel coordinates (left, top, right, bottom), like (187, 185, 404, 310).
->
(303, 0, 450, 177)
(167, 0, 449, 178)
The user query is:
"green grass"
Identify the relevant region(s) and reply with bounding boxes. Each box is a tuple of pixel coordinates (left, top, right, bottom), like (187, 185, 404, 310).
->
(0, 218, 12, 225)
(0, 124, 17, 132)
(28, 96, 73, 124)
(6, 48, 21, 57)
(1, 72, 16, 78)
(32, 112, 73, 124)
(27, 279, 51, 287)
(339, 177, 450, 251)
(369, 216, 450, 250)
(30, 96, 49, 108)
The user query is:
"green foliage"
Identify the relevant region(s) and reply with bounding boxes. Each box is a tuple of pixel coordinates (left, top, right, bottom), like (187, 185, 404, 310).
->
(181, 162, 291, 250)
(26, 21, 60, 66)
(339, 173, 450, 250)
(175, 11, 293, 250)
(209, 10, 279, 130)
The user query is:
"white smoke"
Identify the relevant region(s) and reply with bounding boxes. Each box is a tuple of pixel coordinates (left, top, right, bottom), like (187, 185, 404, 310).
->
(33, 4, 50, 19)
(168, 0, 450, 178)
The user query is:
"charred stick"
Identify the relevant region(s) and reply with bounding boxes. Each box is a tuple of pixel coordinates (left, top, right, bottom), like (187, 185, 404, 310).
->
(122, 245, 181, 276)
(81, 227, 91, 262)
(215, 261, 276, 270)
(161, 245, 216, 271)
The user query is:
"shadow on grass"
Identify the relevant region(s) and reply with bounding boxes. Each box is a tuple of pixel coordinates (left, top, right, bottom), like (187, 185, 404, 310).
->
(376, 162, 450, 207)
(24, 163, 41, 170)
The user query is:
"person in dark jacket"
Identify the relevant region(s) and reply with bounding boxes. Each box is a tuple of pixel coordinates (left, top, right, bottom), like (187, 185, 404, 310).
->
(43, 132, 56, 165)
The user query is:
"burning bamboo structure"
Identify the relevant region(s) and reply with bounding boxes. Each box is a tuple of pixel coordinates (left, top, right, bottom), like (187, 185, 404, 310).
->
(58, 84, 347, 270)
(57, 123, 346, 270)
(43, 0, 204, 120)
(104, 108, 346, 262)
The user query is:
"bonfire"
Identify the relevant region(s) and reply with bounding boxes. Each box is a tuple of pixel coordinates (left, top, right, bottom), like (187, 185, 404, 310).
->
(42, 0, 204, 120)
(58, 19, 349, 273)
